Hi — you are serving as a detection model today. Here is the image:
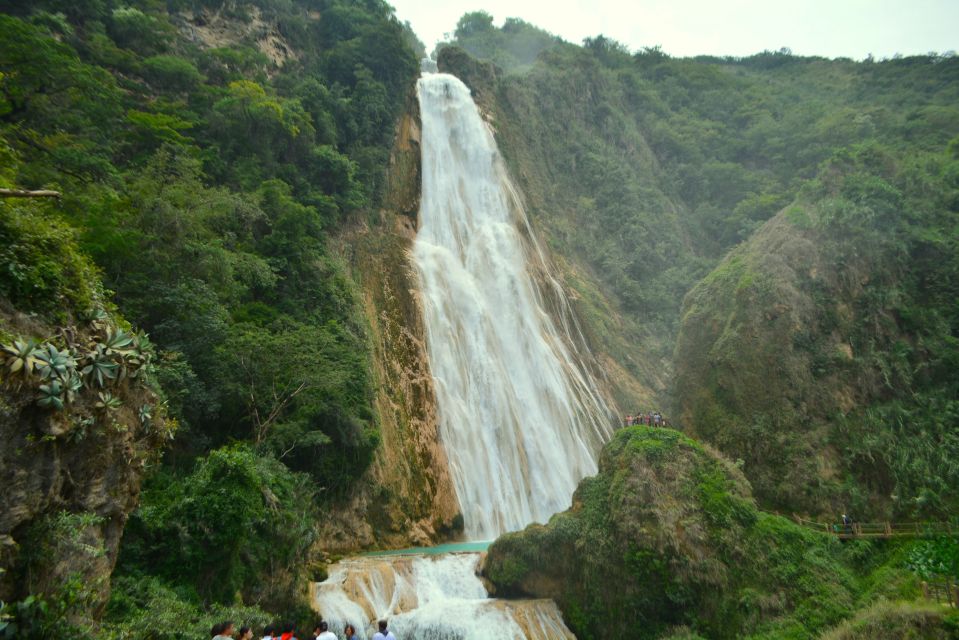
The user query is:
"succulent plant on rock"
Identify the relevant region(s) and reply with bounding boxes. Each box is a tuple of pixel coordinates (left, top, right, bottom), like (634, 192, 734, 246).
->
(63, 372, 83, 404)
(95, 391, 122, 412)
(38, 379, 65, 410)
(82, 306, 110, 329)
(101, 327, 134, 356)
(2, 338, 41, 380)
(81, 344, 118, 388)
(35, 344, 77, 381)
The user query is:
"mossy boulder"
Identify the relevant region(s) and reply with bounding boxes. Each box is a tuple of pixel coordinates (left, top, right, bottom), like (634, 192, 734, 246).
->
(484, 427, 862, 639)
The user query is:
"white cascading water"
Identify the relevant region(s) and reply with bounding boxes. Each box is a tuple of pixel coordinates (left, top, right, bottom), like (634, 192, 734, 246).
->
(315, 71, 614, 639)
(315, 554, 572, 640)
(413, 72, 613, 540)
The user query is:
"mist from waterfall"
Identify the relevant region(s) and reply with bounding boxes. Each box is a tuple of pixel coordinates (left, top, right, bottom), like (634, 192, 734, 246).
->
(413, 72, 614, 540)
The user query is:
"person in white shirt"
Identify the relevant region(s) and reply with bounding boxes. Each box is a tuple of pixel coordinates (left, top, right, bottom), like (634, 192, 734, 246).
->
(315, 621, 337, 640)
(372, 619, 397, 640)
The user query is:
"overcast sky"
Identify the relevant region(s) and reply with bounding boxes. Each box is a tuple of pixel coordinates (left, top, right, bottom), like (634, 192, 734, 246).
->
(389, 0, 959, 60)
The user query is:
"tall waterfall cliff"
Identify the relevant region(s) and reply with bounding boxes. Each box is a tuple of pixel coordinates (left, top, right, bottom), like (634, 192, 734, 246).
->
(412, 73, 614, 540)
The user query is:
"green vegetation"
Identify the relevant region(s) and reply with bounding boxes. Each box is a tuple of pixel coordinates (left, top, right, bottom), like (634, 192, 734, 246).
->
(1, 0, 419, 631)
(436, 11, 562, 73)
(443, 16, 959, 521)
(819, 600, 959, 640)
(485, 427, 957, 640)
(674, 144, 959, 518)
(116, 444, 316, 610)
(444, 20, 957, 336)
(3, 3, 958, 637)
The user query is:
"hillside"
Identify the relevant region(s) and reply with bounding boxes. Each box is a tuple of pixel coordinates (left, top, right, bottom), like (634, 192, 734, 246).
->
(484, 427, 959, 639)
(441, 14, 959, 519)
(0, 0, 432, 634)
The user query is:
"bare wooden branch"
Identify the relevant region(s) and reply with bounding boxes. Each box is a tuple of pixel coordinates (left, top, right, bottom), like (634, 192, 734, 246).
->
(0, 188, 62, 199)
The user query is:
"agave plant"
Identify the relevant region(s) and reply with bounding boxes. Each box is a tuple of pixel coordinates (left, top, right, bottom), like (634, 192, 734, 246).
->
(138, 404, 152, 428)
(2, 339, 40, 378)
(95, 391, 122, 412)
(38, 380, 64, 410)
(35, 344, 77, 381)
(63, 372, 83, 404)
(81, 345, 118, 388)
(118, 331, 154, 380)
(82, 306, 110, 328)
(101, 328, 134, 356)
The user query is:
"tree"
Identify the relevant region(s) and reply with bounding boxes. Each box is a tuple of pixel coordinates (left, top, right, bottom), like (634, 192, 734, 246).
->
(455, 11, 494, 39)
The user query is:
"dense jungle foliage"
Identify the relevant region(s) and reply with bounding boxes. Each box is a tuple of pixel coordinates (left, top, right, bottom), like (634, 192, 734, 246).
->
(2, 2, 958, 637)
(0, 0, 420, 633)
(443, 13, 959, 521)
(486, 427, 959, 639)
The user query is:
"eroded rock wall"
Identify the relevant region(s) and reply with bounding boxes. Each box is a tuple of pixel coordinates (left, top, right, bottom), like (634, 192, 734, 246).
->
(0, 307, 167, 616)
(322, 97, 461, 551)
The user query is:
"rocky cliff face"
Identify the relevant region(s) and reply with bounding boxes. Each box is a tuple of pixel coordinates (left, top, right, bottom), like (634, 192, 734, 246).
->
(673, 208, 859, 515)
(673, 152, 959, 520)
(322, 97, 461, 550)
(0, 307, 168, 616)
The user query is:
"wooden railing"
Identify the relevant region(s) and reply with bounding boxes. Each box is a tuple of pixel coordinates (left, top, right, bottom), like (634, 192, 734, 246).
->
(922, 578, 959, 607)
(792, 516, 956, 539)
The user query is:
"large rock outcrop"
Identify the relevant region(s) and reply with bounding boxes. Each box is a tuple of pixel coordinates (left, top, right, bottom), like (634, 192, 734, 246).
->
(484, 427, 866, 639)
(673, 157, 959, 520)
(0, 304, 170, 616)
(673, 208, 857, 515)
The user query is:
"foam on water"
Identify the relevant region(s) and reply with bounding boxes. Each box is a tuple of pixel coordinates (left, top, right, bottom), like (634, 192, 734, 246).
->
(315, 554, 572, 640)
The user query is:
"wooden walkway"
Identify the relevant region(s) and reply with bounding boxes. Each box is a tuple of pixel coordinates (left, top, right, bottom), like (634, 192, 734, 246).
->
(792, 516, 956, 539)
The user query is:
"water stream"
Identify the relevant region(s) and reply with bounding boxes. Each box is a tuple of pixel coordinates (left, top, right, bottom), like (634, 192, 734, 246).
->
(315, 71, 614, 639)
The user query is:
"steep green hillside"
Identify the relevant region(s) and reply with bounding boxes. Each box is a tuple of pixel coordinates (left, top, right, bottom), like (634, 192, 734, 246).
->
(485, 427, 958, 639)
(675, 144, 959, 519)
(442, 17, 959, 516)
(0, 193, 169, 626)
(1, 0, 420, 633)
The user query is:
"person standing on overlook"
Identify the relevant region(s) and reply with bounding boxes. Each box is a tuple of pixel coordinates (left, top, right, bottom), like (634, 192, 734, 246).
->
(315, 621, 337, 640)
(373, 619, 397, 640)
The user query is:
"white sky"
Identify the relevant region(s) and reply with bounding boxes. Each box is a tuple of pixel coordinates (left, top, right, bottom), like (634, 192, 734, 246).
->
(389, 0, 959, 60)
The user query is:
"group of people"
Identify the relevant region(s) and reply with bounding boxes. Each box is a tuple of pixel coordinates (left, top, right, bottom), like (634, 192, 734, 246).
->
(624, 411, 667, 427)
(211, 619, 397, 640)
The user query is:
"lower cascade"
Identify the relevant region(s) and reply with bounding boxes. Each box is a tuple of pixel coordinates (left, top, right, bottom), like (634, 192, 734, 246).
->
(315, 553, 573, 640)
(315, 71, 613, 638)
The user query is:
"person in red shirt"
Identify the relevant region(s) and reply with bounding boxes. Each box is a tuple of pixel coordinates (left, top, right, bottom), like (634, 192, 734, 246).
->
(279, 622, 297, 640)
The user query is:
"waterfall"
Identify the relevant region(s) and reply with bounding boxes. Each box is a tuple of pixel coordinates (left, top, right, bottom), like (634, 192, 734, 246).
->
(315, 554, 573, 640)
(315, 71, 613, 639)
(413, 72, 614, 540)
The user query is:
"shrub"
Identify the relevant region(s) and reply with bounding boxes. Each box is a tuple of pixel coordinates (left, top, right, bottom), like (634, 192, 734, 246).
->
(142, 56, 203, 92)
(0, 203, 101, 318)
(121, 445, 316, 609)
